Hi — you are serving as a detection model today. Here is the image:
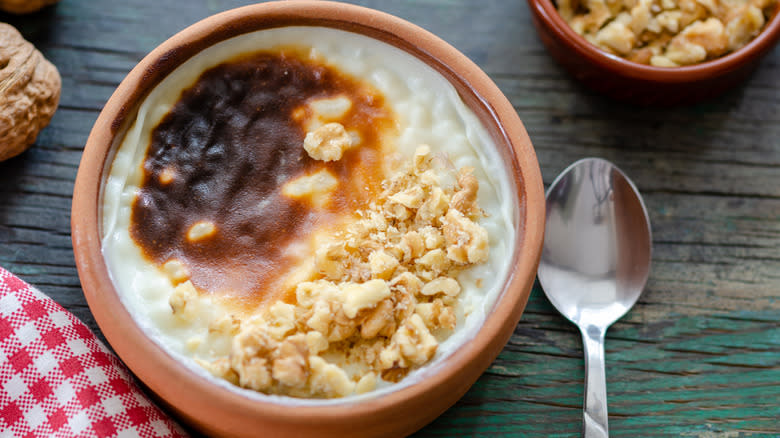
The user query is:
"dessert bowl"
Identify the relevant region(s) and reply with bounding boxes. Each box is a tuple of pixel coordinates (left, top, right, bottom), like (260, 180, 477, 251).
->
(71, 1, 545, 436)
(527, 0, 780, 105)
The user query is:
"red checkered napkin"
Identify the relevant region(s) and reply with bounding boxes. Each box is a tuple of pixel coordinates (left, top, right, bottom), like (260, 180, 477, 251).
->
(0, 267, 188, 437)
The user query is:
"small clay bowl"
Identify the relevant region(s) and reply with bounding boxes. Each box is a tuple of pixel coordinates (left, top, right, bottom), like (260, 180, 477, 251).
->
(527, 0, 780, 105)
(71, 2, 544, 437)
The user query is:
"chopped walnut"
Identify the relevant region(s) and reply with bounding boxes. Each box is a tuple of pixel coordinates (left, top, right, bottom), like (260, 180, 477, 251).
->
(304, 331, 329, 354)
(271, 336, 309, 388)
(360, 298, 396, 339)
(442, 209, 489, 264)
(355, 372, 377, 394)
(416, 187, 450, 224)
(558, 0, 777, 65)
(630, 0, 654, 34)
(314, 242, 348, 280)
(666, 18, 728, 64)
(656, 10, 683, 32)
(303, 122, 352, 161)
(209, 314, 241, 335)
(266, 302, 297, 340)
(725, 5, 766, 50)
(196, 358, 239, 385)
(296, 280, 337, 308)
(239, 358, 272, 391)
(169, 281, 199, 321)
(328, 307, 359, 342)
(396, 231, 420, 260)
(340, 279, 391, 318)
(229, 324, 302, 393)
(380, 365, 411, 384)
(389, 185, 425, 209)
(368, 250, 400, 279)
(594, 19, 637, 55)
(305, 298, 336, 335)
(451, 167, 480, 216)
(390, 272, 424, 296)
(393, 314, 438, 366)
(309, 356, 355, 397)
(416, 248, 449, 273)
(415, 299, 457, 331)
(420, 226, 445, 250)
(421, 277, 461, 297)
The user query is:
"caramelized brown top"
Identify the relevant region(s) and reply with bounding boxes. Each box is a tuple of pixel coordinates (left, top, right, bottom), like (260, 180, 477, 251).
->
(130, 49, 395, 309)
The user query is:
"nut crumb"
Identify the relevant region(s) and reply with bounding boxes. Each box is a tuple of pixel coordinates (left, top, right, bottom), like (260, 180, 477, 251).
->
(355, 372, 377, 394)
(169, 281, 199, 321)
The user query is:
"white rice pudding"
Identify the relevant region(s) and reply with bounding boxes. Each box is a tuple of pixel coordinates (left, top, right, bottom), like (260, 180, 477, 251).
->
(102, 26, 516, 402)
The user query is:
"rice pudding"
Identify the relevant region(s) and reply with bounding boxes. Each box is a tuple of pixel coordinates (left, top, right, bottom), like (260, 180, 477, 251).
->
(101, 26, 516, 400)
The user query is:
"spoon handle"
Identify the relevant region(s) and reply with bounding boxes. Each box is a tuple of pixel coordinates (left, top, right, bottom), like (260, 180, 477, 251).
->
(580, 325, 609, 438)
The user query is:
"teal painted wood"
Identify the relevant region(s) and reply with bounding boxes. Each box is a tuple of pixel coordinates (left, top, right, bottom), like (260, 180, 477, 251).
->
(413, 285, 780, 436)
(1, 0, 778, 436)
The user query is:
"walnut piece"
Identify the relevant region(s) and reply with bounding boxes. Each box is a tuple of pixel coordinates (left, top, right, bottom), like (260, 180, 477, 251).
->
(415, 299, 457, 331)
(0, 23, 61, 161)
(303, 122, 353, 161)
(169, 281, 200, 321)
(0, 0, 59, 14)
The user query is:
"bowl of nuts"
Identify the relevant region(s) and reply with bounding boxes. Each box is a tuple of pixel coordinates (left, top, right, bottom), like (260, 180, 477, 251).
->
(527, 0, 780, 104)
(71, 1, 545, 437)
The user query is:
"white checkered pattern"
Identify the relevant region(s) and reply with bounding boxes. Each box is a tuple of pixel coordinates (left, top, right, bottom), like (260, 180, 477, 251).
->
(0, 267, 188, 437)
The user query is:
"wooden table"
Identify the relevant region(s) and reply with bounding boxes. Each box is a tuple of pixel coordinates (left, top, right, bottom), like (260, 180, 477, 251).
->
(2, 0, 778, 436)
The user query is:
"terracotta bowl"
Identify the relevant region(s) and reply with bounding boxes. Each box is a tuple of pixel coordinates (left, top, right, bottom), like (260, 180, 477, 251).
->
(71, 2, 545, 437)
(527, 0, 780, 105)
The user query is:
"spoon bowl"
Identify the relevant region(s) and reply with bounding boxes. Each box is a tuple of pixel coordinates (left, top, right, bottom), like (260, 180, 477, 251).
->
(538, 158, 651, 437)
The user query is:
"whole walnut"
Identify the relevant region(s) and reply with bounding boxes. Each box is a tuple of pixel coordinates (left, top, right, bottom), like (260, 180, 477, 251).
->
(0, 0, 59, 14)
(0, 23, 61, 161)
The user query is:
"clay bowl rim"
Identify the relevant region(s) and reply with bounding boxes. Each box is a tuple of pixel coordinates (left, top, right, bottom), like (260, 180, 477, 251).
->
(528, 0, 780, 82)
(71, 0, 544, 428)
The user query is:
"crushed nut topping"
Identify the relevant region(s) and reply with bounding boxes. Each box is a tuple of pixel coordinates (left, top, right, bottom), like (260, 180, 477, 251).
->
(557, 0, 777, 66)
(192, 145, 490, 398)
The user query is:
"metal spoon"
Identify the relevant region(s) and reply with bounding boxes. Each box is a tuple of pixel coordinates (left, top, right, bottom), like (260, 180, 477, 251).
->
(537, 158, 652, 437)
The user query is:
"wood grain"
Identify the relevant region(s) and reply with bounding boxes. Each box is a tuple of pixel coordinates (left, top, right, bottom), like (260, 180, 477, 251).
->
(1, 0, 778, 436)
